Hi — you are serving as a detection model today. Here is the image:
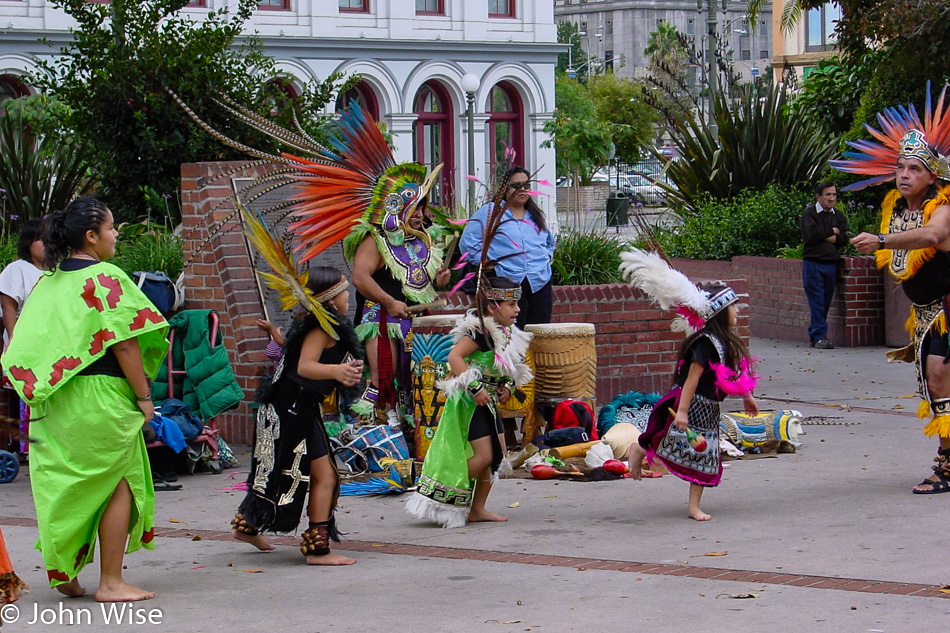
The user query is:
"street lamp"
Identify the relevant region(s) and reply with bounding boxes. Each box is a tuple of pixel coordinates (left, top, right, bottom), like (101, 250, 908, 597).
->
(567, 30, 585, 79)
(461, 72, 481, 213)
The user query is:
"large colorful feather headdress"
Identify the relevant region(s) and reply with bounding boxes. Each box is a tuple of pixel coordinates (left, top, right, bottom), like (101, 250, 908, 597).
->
(830, 82, 950, 191)
(170, 90, 441, 262)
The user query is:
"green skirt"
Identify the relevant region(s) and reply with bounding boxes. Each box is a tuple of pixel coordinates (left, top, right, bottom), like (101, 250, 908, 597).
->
(29, 375, 155, 587)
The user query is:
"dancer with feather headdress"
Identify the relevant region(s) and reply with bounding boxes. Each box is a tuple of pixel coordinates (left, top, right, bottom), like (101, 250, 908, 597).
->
(405, 189, 532, 528)
(835, 82, 950, 494)
(171, 92, 451, 427)
(619, 248, 758, 521)
(230, 207, 365, 565)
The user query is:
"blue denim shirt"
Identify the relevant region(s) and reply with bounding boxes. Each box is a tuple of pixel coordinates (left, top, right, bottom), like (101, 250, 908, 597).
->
(460, 202, 556, 292)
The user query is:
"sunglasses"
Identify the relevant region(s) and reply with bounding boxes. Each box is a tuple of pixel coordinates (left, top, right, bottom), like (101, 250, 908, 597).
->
(507, 182, 532, 191)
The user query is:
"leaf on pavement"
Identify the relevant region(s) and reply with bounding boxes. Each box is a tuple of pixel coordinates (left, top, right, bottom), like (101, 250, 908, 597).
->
(168, 518, 184, 523)
(509, 501, 520, 508)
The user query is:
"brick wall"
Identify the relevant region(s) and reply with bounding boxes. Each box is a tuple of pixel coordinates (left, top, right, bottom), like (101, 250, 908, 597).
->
(673, 256, 885, 347)
(180, 161, 276, 445)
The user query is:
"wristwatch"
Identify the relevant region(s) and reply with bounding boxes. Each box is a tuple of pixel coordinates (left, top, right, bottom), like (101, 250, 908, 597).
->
(877, 233, 887, 250)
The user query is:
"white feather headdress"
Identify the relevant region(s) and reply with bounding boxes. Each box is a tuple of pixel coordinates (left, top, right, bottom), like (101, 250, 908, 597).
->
(619, 248, 735, 333)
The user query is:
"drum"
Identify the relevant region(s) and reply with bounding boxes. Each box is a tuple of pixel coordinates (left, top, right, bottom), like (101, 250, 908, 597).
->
(409, 314, 463, 459)
(524, 323, 597, 403)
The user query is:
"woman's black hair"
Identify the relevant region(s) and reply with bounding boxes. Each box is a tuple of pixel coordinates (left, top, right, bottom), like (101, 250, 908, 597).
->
(499, 165, 547, 233)
(673, 283, 751, 383)
(43, 197, 111, 270)
(17, 218, 45, 263)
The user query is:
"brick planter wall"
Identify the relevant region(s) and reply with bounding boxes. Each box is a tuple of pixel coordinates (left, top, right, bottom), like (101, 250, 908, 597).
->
(673, 256, 885, 347)
(180, 161, 276, 445)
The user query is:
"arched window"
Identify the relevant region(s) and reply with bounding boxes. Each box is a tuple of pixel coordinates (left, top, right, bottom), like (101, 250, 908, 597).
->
(265, 77, 299, 117)
(412, 81, 455, 207)
(0, 75, 30, 110)
(486, 82, 524, 178)
(336, 80, 380, 121)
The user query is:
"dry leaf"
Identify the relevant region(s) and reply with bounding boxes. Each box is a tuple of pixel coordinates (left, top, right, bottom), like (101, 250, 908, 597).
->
(939, 589, 950, 594)
(899, 394, 916, 399)
(168, 518, 184, 524)
(696, 551, 728, 557)
(718, 593, 758, 599)
(238, 569, 264, 573)
(371, 543, 386, 547)
(892, 404, 905, 410)
(191, 535, 202, 541)
(509, 502, 520, 508)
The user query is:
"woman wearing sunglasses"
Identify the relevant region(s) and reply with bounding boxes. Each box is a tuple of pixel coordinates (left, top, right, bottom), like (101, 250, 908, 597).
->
(460, 165, 556, 329)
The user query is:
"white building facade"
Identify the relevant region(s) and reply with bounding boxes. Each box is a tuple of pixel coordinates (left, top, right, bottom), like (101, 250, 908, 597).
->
(0, 0, 559, 214)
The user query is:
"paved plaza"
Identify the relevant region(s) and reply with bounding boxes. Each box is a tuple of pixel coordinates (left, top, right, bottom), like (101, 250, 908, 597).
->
(1, 337, 948, 632)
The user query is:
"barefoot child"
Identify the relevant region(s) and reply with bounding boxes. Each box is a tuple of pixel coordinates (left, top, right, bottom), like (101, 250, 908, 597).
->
(406, 275, 532, 527)
(620, 250, 758, 521)
(230, 209, 364, 565)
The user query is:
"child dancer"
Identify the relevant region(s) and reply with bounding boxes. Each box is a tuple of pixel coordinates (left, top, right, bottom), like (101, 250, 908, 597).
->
(621, 249, 758, 521)
(230, 210, 364, 565)
(406, 275, 532, 527)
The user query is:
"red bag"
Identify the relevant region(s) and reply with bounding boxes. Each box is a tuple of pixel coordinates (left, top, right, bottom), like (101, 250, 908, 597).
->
(551, 400, 598, 440)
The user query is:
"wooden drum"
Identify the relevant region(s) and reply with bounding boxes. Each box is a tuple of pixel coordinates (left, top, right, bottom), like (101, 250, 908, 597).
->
(524, 323, 597, 403)
(408, 314, 463, 459)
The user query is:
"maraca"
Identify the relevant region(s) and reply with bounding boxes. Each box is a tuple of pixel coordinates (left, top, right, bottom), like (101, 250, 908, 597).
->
(686, 428, 707, 452)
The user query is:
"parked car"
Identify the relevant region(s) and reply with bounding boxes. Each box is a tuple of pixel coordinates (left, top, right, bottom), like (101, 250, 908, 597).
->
(622, 173, 669, 206)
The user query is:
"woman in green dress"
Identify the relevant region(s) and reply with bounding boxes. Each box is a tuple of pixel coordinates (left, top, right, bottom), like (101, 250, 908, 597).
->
(2, 197, 168, 602)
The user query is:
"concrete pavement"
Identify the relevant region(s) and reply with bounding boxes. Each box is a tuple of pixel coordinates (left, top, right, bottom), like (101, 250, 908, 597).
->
(1, 337, 948, 632)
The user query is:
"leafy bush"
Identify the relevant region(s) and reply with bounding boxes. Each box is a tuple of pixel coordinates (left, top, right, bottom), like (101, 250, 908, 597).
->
(656, 184, 813, 260)
(111, 222, 184, 280)
(662, 81, 838, 214)
(552, 230, 628, 285)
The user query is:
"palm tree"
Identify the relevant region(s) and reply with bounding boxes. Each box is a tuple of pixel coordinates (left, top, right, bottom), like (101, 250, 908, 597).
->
(644, 22, 687, 69)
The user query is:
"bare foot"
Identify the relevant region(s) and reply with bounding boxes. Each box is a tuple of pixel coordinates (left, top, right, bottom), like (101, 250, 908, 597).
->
(306, 551, 356, 566)
(626, 443, 645, 480)
(688, 509, 712, 521)
(232, 529, 275, 551)
(56, 578, 86, 598)
(468, 509, 508, 522)
(95, 581, 155, 602)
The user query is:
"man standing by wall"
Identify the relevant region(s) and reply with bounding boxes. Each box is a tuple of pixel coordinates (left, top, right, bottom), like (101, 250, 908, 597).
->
(801, 182, 849, 349)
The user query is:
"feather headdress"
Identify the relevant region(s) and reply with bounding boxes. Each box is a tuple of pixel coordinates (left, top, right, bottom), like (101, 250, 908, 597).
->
(830, 82, 950, 191)
(238, 202, 341, 339)
(170, 90, 441, 262)
(618, 248, 737, 333)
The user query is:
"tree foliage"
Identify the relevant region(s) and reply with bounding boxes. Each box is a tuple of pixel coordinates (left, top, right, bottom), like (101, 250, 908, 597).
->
(34, 0, 346, 221)
(587, 74, 660, 165)
(787, 57, 870, 136)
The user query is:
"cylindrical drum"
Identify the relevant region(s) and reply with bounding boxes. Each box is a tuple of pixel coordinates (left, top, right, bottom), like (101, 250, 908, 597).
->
(524, 323, 597, 402)
(409, 314, 463, 459)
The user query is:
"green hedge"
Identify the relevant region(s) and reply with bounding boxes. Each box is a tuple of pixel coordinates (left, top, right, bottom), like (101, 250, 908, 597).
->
(657, 184, 813, 261)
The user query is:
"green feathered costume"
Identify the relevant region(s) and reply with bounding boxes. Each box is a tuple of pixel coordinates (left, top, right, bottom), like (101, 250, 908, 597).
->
(405, 312, 531, 528)
(2, 262, 168, 587)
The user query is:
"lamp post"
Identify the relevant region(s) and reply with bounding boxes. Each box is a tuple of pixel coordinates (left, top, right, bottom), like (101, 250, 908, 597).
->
(567, 30, 585, 79)
(461, 72, 481, 213)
